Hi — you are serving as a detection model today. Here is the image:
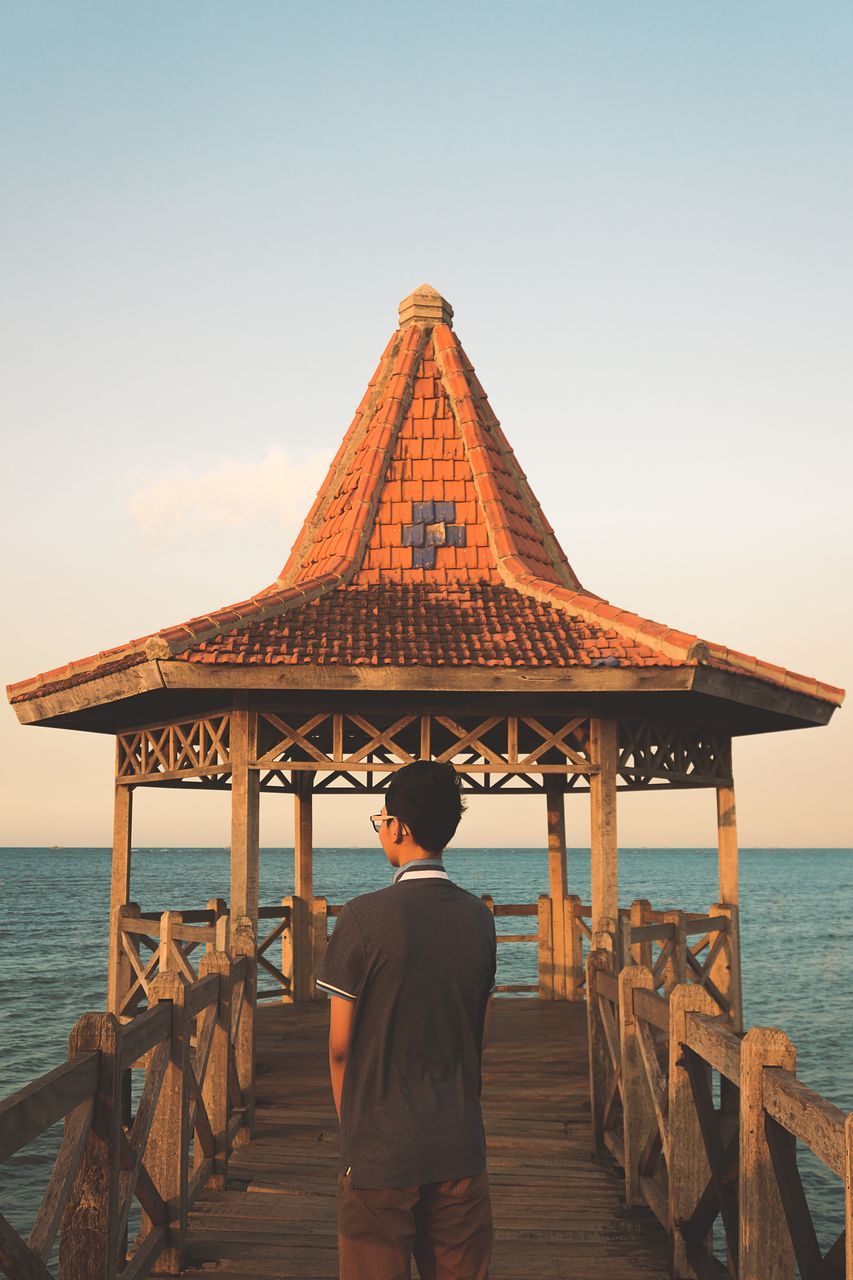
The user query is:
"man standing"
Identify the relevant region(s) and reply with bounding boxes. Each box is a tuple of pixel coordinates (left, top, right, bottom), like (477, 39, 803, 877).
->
(316, 760, 497, 1280)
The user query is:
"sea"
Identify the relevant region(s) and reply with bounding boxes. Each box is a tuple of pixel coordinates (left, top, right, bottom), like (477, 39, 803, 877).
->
(1, 845, 850, 1259)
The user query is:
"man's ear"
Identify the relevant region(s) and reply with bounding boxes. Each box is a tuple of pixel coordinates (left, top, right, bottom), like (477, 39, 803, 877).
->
(392, 816, 406, 845)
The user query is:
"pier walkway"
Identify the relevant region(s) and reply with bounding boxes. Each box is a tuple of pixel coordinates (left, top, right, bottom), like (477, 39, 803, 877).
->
(182, 999, 670, 1280)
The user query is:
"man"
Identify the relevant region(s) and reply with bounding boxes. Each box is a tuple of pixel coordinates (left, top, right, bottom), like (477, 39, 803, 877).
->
(316, 760, 497, 1280)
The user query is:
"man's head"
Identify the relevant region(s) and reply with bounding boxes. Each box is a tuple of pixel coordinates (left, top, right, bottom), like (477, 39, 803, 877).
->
(376, 761, 466, 867)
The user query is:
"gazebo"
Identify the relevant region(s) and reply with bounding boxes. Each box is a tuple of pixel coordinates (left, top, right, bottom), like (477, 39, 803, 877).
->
(8, 283, 844, 1012)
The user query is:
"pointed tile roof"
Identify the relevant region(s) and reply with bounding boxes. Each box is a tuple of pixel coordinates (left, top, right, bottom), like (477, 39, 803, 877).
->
(7, 285, 844, 716)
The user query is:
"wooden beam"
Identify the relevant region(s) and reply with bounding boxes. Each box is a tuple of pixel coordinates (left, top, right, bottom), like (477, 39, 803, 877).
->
(230, 707, 260, 927)
(589, 718, 618, 935)
(716, 783, 739, 905)
(293, 775, 314, 1002)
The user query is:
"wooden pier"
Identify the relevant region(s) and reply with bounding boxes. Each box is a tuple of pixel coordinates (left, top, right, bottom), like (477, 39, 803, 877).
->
(180, 999, 670, 1279)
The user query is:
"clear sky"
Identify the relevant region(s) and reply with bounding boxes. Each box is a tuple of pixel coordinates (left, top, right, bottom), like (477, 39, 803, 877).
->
(1, 1, 851, 849)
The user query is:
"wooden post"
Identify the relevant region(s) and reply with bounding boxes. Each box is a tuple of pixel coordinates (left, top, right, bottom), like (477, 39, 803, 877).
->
(207, 897, 228, 953)
(537, 894, 554, 999)
(716, 782, 739, 905)
(566, 893, 584, 1001)
(230, 915, 256, 1145)
(198, 951, 231, 1190)
(546, 784, 568, 999)
(668, 984, 718, 1277)
(619, 965, 656, 1207)
(589, 717, 618, 934)
(145, 971, 189, 1275)
(59, 1013, 120, 1280)
(293, 774, 314, 1001)
(312, 897, 328, 1001)
(739, 1027, 797, 1280)
(709, 902, 743, 1032)
(230, 705, 260, 928)
(281, 894, 295, 1004)
(586, 942, 615, 1154)
(662, 909, 687, 997)
(107, 901, 140, 1016)
(630, 898, 652, 968)
(106, 782, 133, 1009)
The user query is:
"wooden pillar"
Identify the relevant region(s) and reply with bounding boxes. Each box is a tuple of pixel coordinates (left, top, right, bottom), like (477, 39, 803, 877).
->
(619, 965, 656, 1207)
(566, 894, 584, 1001)
(198, 951, 231, 1190)
(230, 916, 256, 1145)
(59, 1013, 121, 1280)
(589, 717, 618, 935)
(716, 782, 738, 905)
(230, 707, 260, 928)
(145, 971, 189, 1275)
(106, 782, 133, 1010)
(546, 784, 568, 999)
(668, 984, 717, 1276)
(586, 941, 615, 1154)
(739, 1027, 797, 1279)
(293, 774, 314, 1001)
(537, 894, 554, 999)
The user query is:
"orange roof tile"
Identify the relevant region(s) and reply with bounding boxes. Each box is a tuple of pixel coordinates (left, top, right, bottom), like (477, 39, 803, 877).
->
(7, 283, 845, 711)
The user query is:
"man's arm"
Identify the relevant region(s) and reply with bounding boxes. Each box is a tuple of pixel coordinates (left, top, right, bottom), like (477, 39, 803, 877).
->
(328, 994, 356, 1121)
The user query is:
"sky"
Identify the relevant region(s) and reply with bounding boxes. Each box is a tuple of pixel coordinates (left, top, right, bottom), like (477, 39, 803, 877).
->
(1, 1, 851, 849)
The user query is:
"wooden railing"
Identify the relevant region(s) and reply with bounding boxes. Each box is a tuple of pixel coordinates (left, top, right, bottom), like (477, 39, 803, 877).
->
(588, 938, 853, 1279)
(0, 920, 256, 1280)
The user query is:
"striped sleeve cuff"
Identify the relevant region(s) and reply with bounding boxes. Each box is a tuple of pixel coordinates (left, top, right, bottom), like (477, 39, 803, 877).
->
(316, 978, 358, 1002)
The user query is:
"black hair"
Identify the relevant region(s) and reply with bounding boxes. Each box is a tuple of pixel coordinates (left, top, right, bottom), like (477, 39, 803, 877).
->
(385, 761, 466, 854)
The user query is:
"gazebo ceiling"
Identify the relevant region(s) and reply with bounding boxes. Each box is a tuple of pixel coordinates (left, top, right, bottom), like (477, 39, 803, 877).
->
(7, 284, 844, 733)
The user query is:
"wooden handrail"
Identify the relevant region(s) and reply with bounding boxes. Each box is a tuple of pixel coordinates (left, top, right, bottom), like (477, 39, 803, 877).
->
(0, 927, 260, 1280)
(588, 944, 853, 1278)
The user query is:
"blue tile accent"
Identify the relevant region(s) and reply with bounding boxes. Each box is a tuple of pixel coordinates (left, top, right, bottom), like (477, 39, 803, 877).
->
(412, 500, 435, 524)
(412, 544, 436, 569)
(401, 523, 424, 547)
(445, 524, 466, 547)
(433, 500, 455, 523)
(424, 522, 447, 546)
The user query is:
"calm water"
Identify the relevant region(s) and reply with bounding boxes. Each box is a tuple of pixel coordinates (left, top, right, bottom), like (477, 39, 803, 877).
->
(1, 846, 851, 1256)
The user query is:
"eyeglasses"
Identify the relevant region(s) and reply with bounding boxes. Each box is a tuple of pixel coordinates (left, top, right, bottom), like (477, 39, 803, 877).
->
(369, 813, 408, 835)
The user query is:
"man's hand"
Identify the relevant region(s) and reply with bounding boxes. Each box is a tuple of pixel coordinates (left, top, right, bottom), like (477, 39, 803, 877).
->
(328, 995, 356, 1121)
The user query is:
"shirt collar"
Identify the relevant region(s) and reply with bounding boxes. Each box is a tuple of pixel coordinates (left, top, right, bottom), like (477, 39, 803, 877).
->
(393, 858, 449, 885)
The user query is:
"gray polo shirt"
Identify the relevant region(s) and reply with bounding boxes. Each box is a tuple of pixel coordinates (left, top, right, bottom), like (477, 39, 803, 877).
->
(316, 858, 497, 1188)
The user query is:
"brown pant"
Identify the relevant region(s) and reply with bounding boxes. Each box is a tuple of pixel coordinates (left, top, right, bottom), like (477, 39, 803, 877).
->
(336, 1166, 493, 1280)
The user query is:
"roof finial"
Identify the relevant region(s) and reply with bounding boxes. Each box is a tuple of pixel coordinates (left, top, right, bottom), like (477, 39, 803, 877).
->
(398, 283, 453, 328)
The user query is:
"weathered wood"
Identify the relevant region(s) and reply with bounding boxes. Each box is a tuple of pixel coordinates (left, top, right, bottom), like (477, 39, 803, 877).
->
(198, 952, 231, 1191)
(230, 916, 257, 1146)
(293, 775, 314, 1001)
(26, 1095, 94, 1265)
(632, 986, 669, 1034)
(0, 1054, 98, 1163)
(709, 902, 742, 1031)
(0, 1211, 55, 1280)
(566, 895, 584, 1001)
(739, 1026, 796, 1280)
(231, 705, 260, 926)
(586, 947, 616, 1155)
(662, 910, 686, 996)
(145, 971, 190, 1274)
(619, 966, 656, 1206)
(682, 1010, 741, 1086)
(312, 898, 328, 1003)
(668, 984, 718, 1277)
(59, 1013, 121, 1280)
(630, 898, 653, 968)
(537, 895, 553, 999)
(763, 1067, 846, 1178)
(546, 785, 568, 999)
(716, 782, 738, 905)
(109, 781, 133, 919)
(589, 717, 618, 933)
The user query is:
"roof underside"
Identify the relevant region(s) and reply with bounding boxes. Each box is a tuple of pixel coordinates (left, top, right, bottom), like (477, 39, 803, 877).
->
(8, 284, 844, 733)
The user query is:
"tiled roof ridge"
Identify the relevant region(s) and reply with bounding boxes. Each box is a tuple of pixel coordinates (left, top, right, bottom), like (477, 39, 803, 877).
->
(431, 324, 582, 592)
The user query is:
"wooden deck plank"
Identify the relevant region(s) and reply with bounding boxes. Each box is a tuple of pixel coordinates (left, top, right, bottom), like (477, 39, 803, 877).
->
(183, 998, 670, 1278)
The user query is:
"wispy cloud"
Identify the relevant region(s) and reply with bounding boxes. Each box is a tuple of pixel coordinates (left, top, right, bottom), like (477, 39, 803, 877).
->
(129, 446, 332, 545)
